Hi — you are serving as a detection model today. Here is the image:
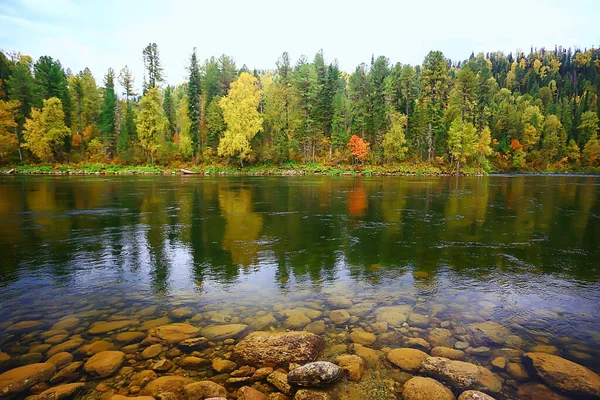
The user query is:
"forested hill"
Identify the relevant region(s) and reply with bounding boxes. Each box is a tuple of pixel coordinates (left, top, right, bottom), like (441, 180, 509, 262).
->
(1, 45, 599, 173)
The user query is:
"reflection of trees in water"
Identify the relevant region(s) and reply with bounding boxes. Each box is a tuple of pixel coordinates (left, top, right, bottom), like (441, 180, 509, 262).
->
(218, 185, 263, 266)
(0, 176, 599, 292)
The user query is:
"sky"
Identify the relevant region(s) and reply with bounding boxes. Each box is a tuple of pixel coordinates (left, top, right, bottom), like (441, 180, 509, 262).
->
(1, 0, 599, 94)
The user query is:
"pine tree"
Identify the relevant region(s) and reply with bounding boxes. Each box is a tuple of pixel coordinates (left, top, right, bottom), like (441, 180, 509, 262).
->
(163, 85, 176, 140)
(188, 49, 202, 156)
(99, 68, 117, 157)
(118, 66, 137, 103)
(142, 43, 164, 93)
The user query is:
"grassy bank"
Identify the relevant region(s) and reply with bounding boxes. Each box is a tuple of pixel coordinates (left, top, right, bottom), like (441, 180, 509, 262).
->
(1, 162, 598, 176)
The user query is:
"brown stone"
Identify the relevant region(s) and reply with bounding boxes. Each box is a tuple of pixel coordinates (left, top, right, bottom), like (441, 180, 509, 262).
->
(238, 385, 269, 400)
(523, 352, 600, 397)
(267, 371, 293, 395)
(233, 331, 325, 368)
(402, 377, 455, 400)
(431, 347, 465, 361)
(46, 352, 73, 369)
(183, 380, 227, 399)
(35, 382, 85, 400)
(0, 363, 56, 397)
(78, 340, 116, 356)
(145, 323, 200, 344)
(517, 382, 568, 400)
(212, 358, 237, 373)
(334, 355, 365, 381)
(421, 357, 502, 394)
(47, 339, 84, 357)
(386, 348, 428, 372)
(142, 376, 194, 397)
(84, 350, 125, 378)
(88, 320, 133, 335)
(141, 344, 162, 359)
(49, 361, 83, 384)
(200, 324, 248, 341)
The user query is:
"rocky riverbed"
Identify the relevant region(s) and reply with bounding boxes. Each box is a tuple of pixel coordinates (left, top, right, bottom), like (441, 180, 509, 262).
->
(1, 287, 599, 400)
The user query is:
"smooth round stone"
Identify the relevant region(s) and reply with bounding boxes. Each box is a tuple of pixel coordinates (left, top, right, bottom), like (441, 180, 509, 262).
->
(88, 320, 133, 335)
(349, 329, 376, 345)
(386, 348, 428, 372)
(403, 376, 456, 400)
(51, 317, 81, 331)
(141, 344, 162, 359)
(114, 332, 146, 345)
(0, 363, 56, 396)
(454, 341, 469, 350)
(83, 351, 125, 378)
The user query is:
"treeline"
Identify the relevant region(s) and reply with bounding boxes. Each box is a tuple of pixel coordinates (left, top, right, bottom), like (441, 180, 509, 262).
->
(1, 44, 599, 172)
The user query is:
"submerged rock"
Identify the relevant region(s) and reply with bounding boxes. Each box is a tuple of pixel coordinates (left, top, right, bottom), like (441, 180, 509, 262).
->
(349, 329, 376, 345)
(0, 363, 56, 397)
(142, 376, 194, 397)
(386, 348, 428, 372)
(334, 354, 365, 381)
(146, 323, 200, 344)
(177, 337, 209, 352)
(294, 389, 333, 400)
(83, 350, 125, 378)
(457, 390, 496, 400)
(34, 382, 85, 400)
(200, 324, 248, 341)
(288, 362, 342, 387)
(431, 347, 466, 361)
(468, 322, 509, 346)
(6, 320, 44, 332)
(516, 382, 568, 400)
(267, 371, 293, 395)
(421, 356, 502, 394)
(238, 386, 268, 400)
(233, 331, 325, 368)
(184, 380, 228, 399)
(523, 352, 600, 397)
(402, 376, 455, 400)
(88, 320, 133, 335)
(375, 306, 412, 327)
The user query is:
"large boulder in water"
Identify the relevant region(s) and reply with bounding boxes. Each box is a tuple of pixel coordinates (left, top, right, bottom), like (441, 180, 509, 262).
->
(402, 377, 456, 400)
(421, 357, 502, 394)
(233, 331, 325, 368)
(0, 363, 56, 397)
(287, 362, 342, 387)
(523, 352, 600, 397)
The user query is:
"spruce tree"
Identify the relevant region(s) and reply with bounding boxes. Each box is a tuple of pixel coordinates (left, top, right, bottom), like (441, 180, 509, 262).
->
(187, 48, 201, 156)
(99, 68, 117, 157)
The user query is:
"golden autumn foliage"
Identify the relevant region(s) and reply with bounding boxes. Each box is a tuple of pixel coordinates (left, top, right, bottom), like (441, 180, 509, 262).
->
(218, 72, 263, 165)
(0, 100, 20, 161)
(22, 97, 71, 162)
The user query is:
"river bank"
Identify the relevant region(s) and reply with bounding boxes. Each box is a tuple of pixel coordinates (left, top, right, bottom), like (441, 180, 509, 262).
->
(1, 163, 599, 176)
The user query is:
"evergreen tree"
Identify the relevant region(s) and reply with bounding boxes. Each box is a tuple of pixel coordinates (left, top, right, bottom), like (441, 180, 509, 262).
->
(142, 43, 164, 93)
(420, 51, 450, 162)
(163, 85, 176, 140)
(99, 68, 117, 157)
(187, 48, 202, 156)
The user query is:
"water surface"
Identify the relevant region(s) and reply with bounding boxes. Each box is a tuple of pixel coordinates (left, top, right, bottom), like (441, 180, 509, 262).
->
(0, 175, 599, 399)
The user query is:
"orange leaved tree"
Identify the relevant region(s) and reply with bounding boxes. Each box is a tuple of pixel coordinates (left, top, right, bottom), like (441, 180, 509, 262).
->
(348, 135, 368, 165)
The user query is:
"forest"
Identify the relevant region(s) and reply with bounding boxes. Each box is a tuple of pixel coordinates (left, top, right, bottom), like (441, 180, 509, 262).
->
(0, 44, 599, 174)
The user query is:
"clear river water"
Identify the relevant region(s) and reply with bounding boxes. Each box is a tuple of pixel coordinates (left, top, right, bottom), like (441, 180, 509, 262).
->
(0, 175, 599, 399)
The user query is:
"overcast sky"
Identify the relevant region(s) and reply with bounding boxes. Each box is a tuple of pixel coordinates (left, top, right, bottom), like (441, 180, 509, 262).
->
(1, 0, 598, 93)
